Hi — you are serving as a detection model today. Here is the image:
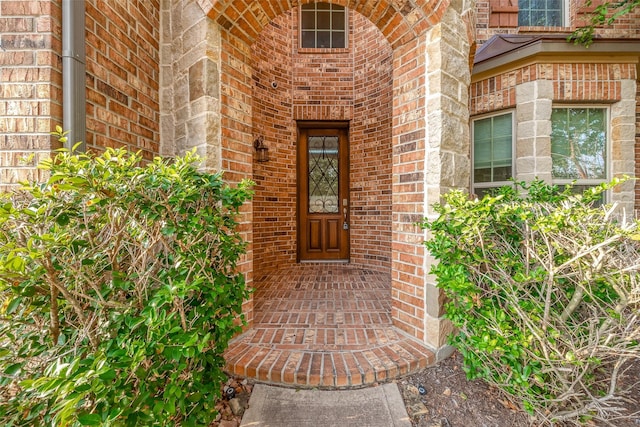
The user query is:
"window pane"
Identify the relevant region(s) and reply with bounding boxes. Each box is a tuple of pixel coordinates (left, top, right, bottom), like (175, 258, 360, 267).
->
(547, 10, 562, 26)
(317, 31, 331, 48)
(474, 168, 492, 183)
(531, 10, 545, 25)
(308, 136, 339, 213)
(299, 3, 346, 49)
(302, 11, 315, 29)
(474, 119, 491, 140)
(475, 187, 502, 198)
(333, 11, 346, 30)
(317, 11, 331, 29)
(332, 32, 345, 49)
(551, 108, 606, 180)
(493, 120, 511, 139)
(492, 135, 512, 167)
(302, 31, 316, 48)
(473, 113, 513, 185)
(519, 0, 563, 25)
(493, 165, 512, 182)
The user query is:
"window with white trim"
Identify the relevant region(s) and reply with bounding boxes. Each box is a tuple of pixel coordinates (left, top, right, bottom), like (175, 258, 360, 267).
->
(472, 112, 514, 197)
(300, 3, 347, 49)
(518, 0, 565, 26)
(551, 106, 608, 198)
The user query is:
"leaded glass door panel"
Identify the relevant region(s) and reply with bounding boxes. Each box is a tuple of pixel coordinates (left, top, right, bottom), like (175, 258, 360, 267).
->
(298, 125, 349, 261)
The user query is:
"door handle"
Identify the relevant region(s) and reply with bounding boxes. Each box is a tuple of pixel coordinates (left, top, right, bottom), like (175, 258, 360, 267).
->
(343, 206, 348, 230)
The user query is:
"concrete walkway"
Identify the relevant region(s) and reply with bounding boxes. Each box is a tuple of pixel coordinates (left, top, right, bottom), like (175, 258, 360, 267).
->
(240, 383, 411, 427)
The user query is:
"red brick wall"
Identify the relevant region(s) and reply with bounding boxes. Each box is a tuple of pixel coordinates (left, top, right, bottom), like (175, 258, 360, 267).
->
(85, 0, 160, 159)
(251, 9, 393, 274)
(220, 29, 257, 324)
(569, 0, 640, 38)
(351, 13, 393, 270)
(471, 63, 637, 115)
(0, 0, 161, 192)
(390, 36, 428, 341)
(477, 0, 640, 44)
(251, 11, 296, 273)
(0, 0, 62, 191)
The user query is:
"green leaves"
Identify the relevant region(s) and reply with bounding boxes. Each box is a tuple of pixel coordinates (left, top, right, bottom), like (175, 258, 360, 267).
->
(422, 178, 640, 424)
(569, 0, 640, 47)
(0, 144, 253, 426)
(77, 413, 103, 426)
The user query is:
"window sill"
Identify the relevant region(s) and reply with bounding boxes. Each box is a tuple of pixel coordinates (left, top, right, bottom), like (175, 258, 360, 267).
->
(491, 6, 519, 13)
(297, 47, 351, 55)
(517, 26, 572, 33)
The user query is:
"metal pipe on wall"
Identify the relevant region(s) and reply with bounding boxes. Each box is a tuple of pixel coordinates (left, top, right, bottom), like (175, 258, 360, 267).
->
(62, 0, 86, 151)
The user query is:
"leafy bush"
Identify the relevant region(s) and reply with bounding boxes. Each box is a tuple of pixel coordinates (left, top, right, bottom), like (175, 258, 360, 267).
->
(0, 134, 253, 426)
(422, 179, 640, 425)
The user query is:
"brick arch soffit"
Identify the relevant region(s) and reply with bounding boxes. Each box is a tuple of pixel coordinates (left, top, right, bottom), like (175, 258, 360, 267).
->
(198, 0, 451, 49)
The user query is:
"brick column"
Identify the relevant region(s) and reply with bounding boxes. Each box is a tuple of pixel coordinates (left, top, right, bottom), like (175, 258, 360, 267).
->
(392, 2, 473, 356)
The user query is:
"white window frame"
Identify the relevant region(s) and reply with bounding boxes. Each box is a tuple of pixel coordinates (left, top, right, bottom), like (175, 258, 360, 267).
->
(471, 110, 516, 196)
(299, 2, 348, 49)
(550, 105, 610, 200)
(518, 0, 568, 27)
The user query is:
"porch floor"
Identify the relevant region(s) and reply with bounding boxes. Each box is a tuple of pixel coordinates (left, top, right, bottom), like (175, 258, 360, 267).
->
(224, 264, 435, 388)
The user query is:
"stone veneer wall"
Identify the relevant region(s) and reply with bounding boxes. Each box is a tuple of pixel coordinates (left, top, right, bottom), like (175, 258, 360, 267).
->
(414, 2, 473, 349)
(471, 62, 638, 212)
(250, 9, 393, 274)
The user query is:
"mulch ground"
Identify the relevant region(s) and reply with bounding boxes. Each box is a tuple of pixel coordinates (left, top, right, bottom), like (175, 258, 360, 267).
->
(213, 352, 639, 427)
(398, 352, 640, 427)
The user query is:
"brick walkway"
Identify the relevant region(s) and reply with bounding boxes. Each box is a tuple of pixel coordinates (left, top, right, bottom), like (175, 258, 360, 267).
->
(224, 264, 435, 388)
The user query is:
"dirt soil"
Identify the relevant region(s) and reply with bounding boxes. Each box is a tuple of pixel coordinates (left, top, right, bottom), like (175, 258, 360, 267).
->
(397, 352, 640, 427)
(213, 352, 639, 427)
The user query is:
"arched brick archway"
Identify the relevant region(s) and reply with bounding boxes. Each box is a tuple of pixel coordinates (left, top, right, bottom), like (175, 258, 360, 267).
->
(202, 0, 449, 48)
(160, 0, 475, 354)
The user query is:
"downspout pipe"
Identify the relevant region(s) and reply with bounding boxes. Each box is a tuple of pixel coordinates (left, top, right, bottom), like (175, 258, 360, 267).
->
(62, 0, 86, 151)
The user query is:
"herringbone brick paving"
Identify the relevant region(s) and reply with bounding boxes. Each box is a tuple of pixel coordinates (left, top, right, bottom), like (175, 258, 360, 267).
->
(224, 264, 435, 388)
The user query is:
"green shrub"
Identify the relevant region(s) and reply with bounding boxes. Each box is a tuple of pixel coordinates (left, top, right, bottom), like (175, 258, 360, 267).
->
(422, 179, 640, 425)
(0, 132, 253, 426)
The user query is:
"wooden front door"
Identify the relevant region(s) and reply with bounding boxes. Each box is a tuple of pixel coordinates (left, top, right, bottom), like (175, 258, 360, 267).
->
(298, 125, 349, 261)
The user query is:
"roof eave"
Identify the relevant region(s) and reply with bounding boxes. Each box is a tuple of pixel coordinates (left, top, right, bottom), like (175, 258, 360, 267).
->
(472, 38, 640, 81)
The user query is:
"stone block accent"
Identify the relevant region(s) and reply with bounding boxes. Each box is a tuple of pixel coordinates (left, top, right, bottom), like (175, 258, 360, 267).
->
(610, 80, 637, 212)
